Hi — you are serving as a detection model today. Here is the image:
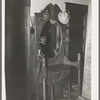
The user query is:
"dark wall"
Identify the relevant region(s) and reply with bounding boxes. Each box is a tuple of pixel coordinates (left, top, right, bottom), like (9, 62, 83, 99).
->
(5, 0, 30, 100)
(65, 2, 88, 61)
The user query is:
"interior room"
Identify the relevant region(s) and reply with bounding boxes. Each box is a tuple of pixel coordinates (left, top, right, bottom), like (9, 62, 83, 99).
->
(5, 0, 91, 100)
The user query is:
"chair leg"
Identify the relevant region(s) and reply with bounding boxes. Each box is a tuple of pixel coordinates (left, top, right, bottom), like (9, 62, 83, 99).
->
(68, 81, 71, 100)
(77, 69, 81, 97)
(43, 78, 47, 100)
(51, 85, 54, 100)
(36, 78, 39, 100)
(77, 53, 81, 97)
(68, 70, 71, 100)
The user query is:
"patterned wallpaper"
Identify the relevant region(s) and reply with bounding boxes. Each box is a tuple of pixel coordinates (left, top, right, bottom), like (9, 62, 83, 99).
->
(82, 1, 91, 99)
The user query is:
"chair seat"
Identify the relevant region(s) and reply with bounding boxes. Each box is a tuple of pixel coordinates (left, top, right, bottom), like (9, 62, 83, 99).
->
(38, 64, 71, 85)
(48, 64, 71, 72)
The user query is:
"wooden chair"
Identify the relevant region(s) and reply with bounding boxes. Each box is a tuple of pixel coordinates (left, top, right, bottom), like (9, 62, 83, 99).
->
(36, 53, 81, 100)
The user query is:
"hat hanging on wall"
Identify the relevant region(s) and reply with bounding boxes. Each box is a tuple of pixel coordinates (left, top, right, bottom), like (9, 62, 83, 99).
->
(58, 11, 70, 24)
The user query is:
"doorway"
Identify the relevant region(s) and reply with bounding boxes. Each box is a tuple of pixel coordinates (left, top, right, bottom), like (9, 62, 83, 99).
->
(65, 2, 88, 96)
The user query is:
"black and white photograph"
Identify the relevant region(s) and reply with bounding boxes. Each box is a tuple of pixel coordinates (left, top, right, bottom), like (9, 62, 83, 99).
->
(2, 0, 99, 100)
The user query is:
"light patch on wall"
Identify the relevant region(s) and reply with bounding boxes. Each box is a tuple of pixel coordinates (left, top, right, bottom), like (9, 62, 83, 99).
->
(30, 0, 89, 16)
